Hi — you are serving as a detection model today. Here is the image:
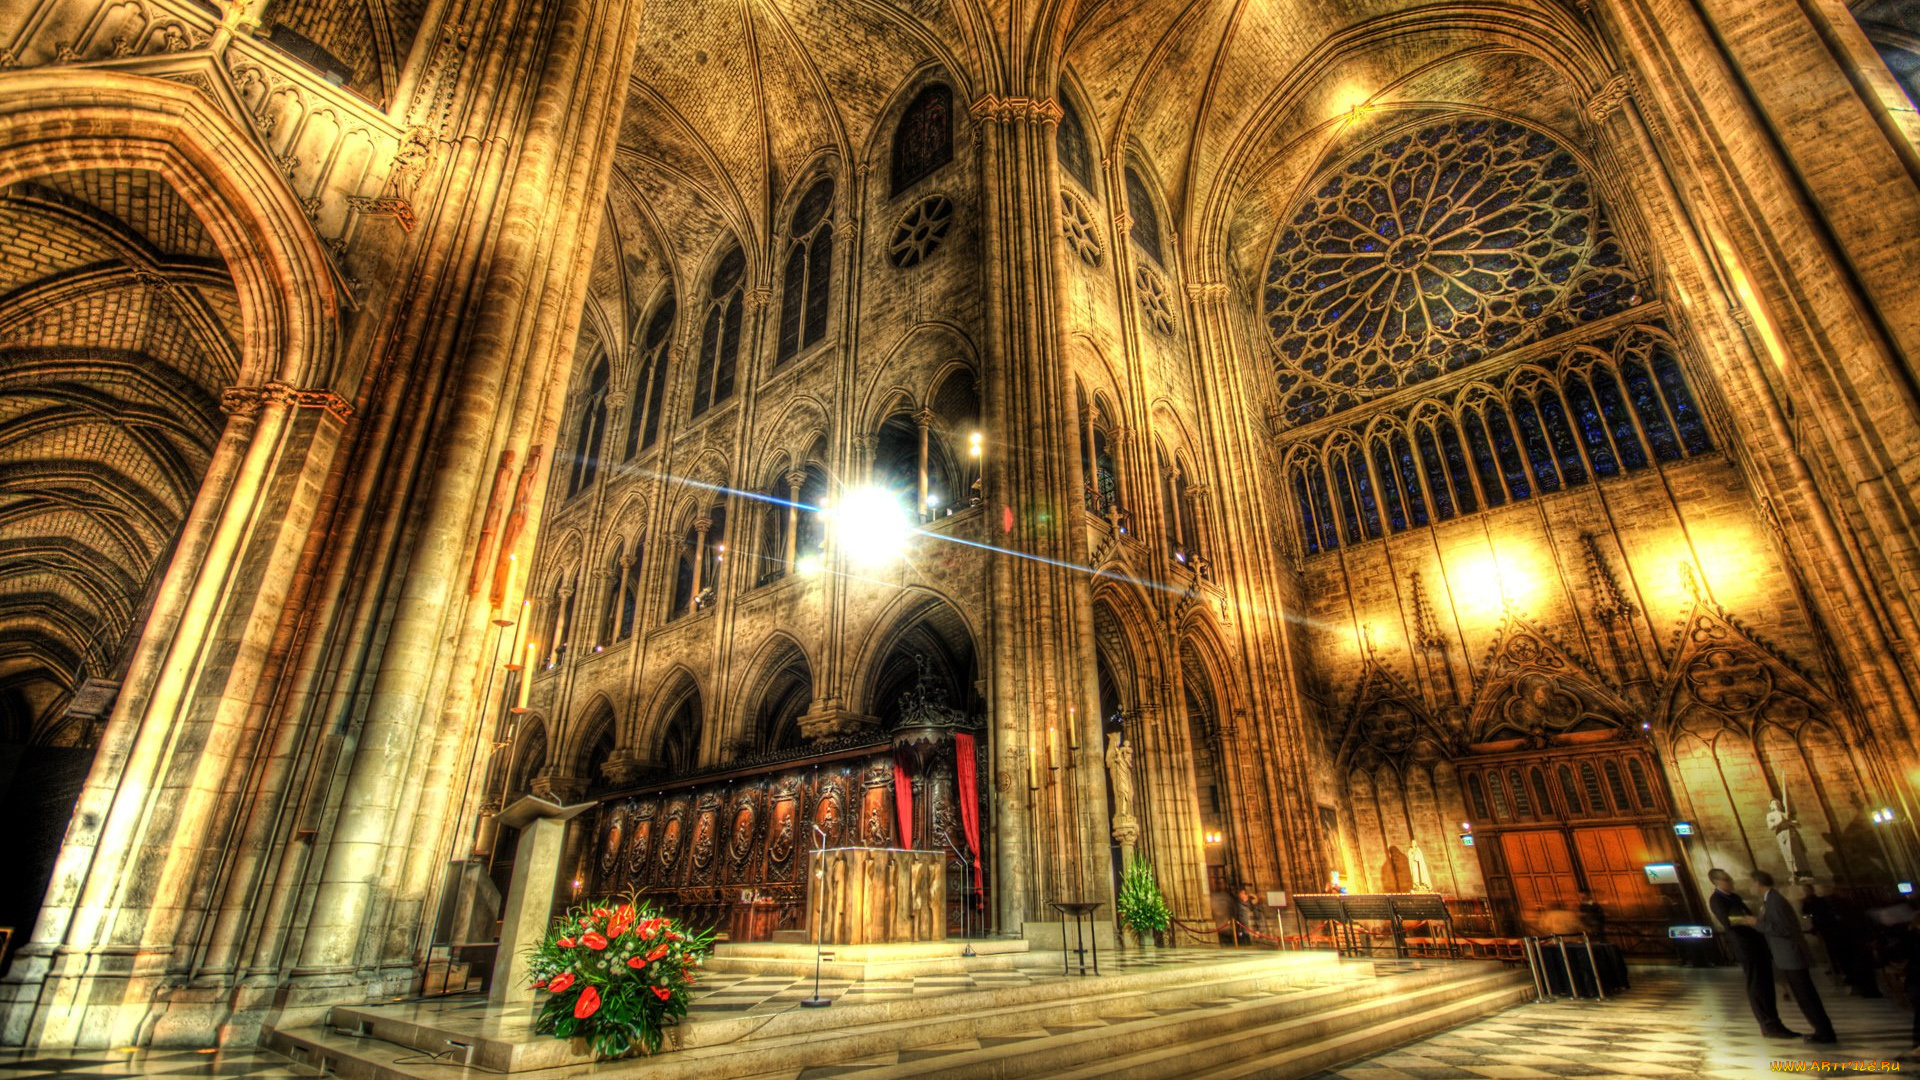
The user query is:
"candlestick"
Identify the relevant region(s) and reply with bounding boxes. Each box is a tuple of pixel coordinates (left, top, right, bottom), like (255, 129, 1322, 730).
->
(1048, 725, 1060, 770)
(513, 642, 534, 712)
(1027, 746, 1038, 790)
(1067, 705, 1079, 751)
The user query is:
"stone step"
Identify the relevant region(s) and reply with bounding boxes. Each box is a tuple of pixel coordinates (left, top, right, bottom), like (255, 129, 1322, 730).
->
(799, 962, 1529, 1080)
(261, 950, 1346, 1079)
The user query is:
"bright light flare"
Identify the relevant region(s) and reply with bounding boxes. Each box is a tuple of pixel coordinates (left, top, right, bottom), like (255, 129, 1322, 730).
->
(829, 485, 911, 566)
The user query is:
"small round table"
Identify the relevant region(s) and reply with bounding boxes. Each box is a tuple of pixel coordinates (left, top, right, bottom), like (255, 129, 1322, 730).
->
(1048, 900, 1104, 976)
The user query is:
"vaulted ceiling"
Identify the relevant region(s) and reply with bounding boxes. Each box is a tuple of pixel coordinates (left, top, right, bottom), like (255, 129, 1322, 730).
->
(0, 169, 237, 741)
(595, 0, 1609, 325)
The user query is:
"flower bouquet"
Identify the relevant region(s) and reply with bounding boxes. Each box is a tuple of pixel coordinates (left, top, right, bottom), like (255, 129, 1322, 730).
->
(527, 898, 715, 1058)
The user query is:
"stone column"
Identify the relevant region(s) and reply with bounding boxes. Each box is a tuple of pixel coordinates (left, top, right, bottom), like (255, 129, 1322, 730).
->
(971, 92, 1112, 929)
(688, 517, 711, 614)
(785, 471, 805, 571)
(915, 406, 934, 519)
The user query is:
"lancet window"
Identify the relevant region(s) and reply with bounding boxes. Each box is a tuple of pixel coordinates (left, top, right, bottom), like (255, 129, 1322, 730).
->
(626, 295, 674, 457)
(692, 245, 745, 417)
(567, 354, 609, 496)
(777, 178, 834, 364)
(1057, 93, 1095, 192)
(667, 504, 726, 621)
(1124, 166, 1163, 266)
(1286, 333, 1712, 555)
(892, 84, 952, 196)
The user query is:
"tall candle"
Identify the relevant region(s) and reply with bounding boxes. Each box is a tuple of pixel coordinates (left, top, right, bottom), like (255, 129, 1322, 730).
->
(516, 643, 535, 710)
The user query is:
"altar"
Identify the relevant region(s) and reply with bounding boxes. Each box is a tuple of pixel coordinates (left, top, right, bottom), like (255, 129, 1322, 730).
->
(809, 847, 947, 944)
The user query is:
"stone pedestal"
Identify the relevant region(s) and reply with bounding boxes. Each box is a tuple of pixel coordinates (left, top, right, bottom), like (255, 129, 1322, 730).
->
(808, 848, 946, 944)
(489, 796, 593, 1005)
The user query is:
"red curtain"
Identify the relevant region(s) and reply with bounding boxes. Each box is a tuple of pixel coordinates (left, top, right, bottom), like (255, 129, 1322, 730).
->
(892, 758, 913, 849)
(954, 733, 982, 893)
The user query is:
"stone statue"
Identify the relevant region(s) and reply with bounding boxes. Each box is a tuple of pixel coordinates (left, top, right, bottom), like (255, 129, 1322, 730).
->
(1405, 839, 1432, 892)
(1768, 797, 1811, 881)
(1105, 733, 1136, 824)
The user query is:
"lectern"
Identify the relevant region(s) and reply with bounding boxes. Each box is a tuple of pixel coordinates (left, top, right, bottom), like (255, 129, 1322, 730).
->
(489, 795, 593, 1004)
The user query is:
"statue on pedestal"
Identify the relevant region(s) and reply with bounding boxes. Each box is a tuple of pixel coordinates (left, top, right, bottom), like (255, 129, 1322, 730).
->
(1768, 797, 1812, 881)
(1405, 838, 1432, 893)
(1105, 733, 1136, 822)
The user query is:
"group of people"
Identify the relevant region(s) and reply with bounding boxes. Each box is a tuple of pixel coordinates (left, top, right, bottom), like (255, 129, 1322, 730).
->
(1707, 867, 1842, 1043)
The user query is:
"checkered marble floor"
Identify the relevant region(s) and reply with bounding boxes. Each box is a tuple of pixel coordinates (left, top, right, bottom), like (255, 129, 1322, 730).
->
(1302, 966, 1917, 1080)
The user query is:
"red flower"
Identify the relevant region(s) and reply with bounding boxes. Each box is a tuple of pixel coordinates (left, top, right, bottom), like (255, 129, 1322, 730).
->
(556, 937, 574, 949)
(608, 910, 633, 938)
(639, 923, 657, 941)
(583, 931, 608, 951)
(626, 955, 647, 969)
(574, 985, 601, 1019)
(532, 979, 547, 989)
(651, 986, 671, 1001)
(548, 972, 575, 993)
(593, 908, 610, 920)
(644, 944, 669, 964)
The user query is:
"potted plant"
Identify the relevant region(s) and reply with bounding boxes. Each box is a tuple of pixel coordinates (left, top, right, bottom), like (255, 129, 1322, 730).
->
(526, 897, 716, 1059)
(1116, 856, 1172, 949)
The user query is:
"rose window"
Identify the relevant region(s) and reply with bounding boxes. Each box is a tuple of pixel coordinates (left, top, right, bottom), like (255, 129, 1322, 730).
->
(888, 194, 953, 268)
(1060, 189, 1103, 267)
(1263, 117, 1639, 425)
(1135, 265, 1175, 334)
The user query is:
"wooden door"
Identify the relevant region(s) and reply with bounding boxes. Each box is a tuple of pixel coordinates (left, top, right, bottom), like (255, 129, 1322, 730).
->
(1572, 825, 1666, 920)
(1500, 829, 1576, 926)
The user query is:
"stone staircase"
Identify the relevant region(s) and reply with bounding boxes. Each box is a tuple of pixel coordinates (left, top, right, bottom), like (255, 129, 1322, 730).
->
(261, 950, 1532, 1080)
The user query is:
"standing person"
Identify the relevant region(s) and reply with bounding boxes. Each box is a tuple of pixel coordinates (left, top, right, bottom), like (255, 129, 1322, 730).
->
(1232, 886, 1256, 946)
(1708, 868, 1795, 1038)
(1753, 869, 1838, 1043)
(1578, 890, 1607, 940)
(1803, 881, 1882, 997)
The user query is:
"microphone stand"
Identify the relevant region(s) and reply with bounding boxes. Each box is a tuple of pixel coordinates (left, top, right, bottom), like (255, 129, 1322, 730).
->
(947, 836, 975, 957)
(802, 824, 831, 1007)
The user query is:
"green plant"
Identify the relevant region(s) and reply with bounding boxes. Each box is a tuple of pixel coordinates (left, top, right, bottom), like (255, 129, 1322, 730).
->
(526, 897, 715, 1059)
(1116, 857, 1172, 941)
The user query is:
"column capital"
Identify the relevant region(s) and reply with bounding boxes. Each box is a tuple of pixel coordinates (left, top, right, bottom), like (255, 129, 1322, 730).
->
(913, 406, 936, 427)
(222, 381, 355, 422)
(1583, 71, 1636, 126)
(969, 95, 1063, 126)
(1185, 280, 1231, 305)
(693, 517, 713, 535)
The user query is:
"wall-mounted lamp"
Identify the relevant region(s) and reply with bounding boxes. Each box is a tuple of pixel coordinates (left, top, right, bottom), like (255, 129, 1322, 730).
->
(1873, 807, 1898, 825)
(1203, 830, 1224, 845)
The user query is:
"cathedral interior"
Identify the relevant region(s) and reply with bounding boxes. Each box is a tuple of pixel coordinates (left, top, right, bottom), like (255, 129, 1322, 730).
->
(1, 0, 1919, 1059)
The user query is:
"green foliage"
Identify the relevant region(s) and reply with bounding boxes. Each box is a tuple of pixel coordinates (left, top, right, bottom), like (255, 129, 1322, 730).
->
(526, 896, 716, 1059)
(1116, 856, 1172, 939)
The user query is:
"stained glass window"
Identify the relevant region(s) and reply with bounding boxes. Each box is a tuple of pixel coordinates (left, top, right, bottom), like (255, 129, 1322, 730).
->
(1393, 431, 1428, 527)
(1623, 359, 1681, 461)
(1437, 420, 1478, 513)
(1463, 412, 1506, 507)
(569, 355, 609, 495)
(1488, 773, 1511, 819)
(693, 245, 745, 417)
(1590, 368, 1646, 471)
(1416, 425, 1455, 520)
(1125, 167, 1164, 265)
(627, 295, 674, 457)
(1057, 92, 1095, 192)
(1656, 348, 1713, 454)
(777, 178, 835, 364)
(1564, 374, 1618, 477)
(892, 84, 952, 196)
(1264, 118, 1638, 425)
(1309, 464, 1339, 551)
(1536, 390, 1586, 486)
(1294, 468, 1319, 554)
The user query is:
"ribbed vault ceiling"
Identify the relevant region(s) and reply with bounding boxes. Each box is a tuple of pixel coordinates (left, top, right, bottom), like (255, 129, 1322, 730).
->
(0, 169, 236, 741)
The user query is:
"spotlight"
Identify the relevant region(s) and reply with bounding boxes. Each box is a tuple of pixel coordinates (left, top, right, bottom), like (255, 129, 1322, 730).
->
(1873, 807, 1897, 825)
(829, 485, 911, 566)
(969, 432, 983, 458)
(796, 554, 823, 577)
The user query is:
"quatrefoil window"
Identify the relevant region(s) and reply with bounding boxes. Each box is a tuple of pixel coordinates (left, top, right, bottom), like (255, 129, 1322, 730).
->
(889, 194, 954, 268)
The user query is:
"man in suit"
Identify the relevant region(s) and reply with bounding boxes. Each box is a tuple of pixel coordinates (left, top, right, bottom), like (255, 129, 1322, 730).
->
(1709, 868, 1794, 1037)
(1752, 869, 1837, 1043)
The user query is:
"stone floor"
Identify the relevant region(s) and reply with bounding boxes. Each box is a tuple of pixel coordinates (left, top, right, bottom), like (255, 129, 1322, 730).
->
(0, 963, 1911, 1078)
(1303, 965, 1916, 1080)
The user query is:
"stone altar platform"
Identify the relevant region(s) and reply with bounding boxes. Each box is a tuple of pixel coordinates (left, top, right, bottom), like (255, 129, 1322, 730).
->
(258, 948, 1532, 1080)
(707, 936, 1030, 980)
